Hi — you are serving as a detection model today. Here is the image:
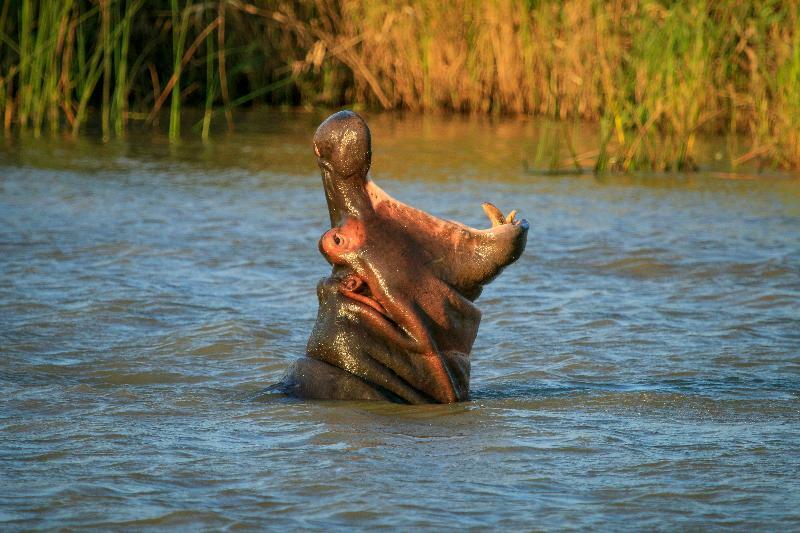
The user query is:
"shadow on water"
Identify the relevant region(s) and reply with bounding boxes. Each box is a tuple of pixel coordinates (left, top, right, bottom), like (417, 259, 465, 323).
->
(248, 374, 799, 410)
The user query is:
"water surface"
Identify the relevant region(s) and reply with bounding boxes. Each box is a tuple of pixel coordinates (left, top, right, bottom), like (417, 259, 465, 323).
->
(1, 111, 799, 529)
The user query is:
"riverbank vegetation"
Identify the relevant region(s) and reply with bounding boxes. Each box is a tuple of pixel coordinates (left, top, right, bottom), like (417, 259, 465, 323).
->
(0, 1, 798, 170)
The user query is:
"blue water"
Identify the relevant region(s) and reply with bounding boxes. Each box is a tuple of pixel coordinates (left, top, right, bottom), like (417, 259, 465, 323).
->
(1, 112, 799, 529)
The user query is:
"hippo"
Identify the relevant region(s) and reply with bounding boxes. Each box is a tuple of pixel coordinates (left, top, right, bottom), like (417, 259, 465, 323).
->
(276, 111, 528, 404)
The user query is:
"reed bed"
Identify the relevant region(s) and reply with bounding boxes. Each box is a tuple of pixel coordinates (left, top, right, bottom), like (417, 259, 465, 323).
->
(0, 0, 798, 170)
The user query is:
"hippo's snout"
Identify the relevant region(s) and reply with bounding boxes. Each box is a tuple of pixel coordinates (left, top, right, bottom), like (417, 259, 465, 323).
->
(318, 218, 366, 265)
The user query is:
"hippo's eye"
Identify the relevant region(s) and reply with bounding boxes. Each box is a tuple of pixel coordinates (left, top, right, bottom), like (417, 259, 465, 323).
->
(333, 234, 342, 246)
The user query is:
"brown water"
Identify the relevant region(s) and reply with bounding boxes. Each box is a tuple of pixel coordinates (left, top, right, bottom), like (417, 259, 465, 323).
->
(1, 111, 799, 530)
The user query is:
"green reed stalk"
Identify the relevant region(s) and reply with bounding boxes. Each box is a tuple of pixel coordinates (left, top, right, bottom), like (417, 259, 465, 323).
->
(0, 0, 11, 126)
(75, 5, 86, 90)
(71, 3, 115, 136)
(112, 0, 142, 135)
(201, 28, 215, 142)
(29, 0, 53, 136)
(72, 21, 105, 136)
(168, 0, 189, 141)
(47, 1, 71, 133)
(217, 0, 232, 132)
(17, 0, 32, 128)
(112, 0, 125, 135)
(100, 0, 111, 141)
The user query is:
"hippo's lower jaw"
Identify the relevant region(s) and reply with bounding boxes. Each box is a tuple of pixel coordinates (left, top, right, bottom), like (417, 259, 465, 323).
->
(275, 274, 472, 405)
(276, 110, 527, 404)
(280, 356, 469, 404)
(280, 357, 401, 402)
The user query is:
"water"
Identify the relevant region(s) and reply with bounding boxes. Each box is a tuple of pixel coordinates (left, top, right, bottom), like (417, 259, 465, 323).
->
(1, 111, 799, 530)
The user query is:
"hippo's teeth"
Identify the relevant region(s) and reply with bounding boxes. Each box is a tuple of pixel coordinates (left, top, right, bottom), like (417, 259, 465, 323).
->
(505, 210, 517, 224)
(482, 202, 506, 227)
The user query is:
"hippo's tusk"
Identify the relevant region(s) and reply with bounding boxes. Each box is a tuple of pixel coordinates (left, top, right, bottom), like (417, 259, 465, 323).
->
(482, 202, 506, 227)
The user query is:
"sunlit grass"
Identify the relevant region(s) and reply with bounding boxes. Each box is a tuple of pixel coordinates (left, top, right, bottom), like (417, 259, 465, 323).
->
(0, 0, 798, 170)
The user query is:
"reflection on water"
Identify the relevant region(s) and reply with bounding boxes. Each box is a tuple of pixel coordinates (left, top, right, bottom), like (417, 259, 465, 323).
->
(1, 111, 799, 529)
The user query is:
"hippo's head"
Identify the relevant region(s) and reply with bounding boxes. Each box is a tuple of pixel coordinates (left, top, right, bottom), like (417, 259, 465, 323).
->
(280, 111, 528, 404)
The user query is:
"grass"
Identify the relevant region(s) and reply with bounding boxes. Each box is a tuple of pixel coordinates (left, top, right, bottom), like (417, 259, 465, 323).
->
(0, 0, 798, 170)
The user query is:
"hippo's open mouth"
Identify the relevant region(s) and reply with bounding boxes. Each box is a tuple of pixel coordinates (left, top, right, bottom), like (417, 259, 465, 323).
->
(338, 273, 389, 319)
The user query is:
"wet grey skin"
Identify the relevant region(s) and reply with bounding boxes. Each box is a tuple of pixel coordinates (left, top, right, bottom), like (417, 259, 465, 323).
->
(277, 110, 528, 404)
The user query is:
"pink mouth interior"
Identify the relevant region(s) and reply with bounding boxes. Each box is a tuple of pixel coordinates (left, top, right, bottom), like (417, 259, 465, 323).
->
(339, 274, 388, 316)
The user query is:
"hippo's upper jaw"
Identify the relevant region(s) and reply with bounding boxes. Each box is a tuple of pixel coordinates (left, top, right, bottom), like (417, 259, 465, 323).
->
(312, 110, 373, 227)
(280, 110, 528, 404)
